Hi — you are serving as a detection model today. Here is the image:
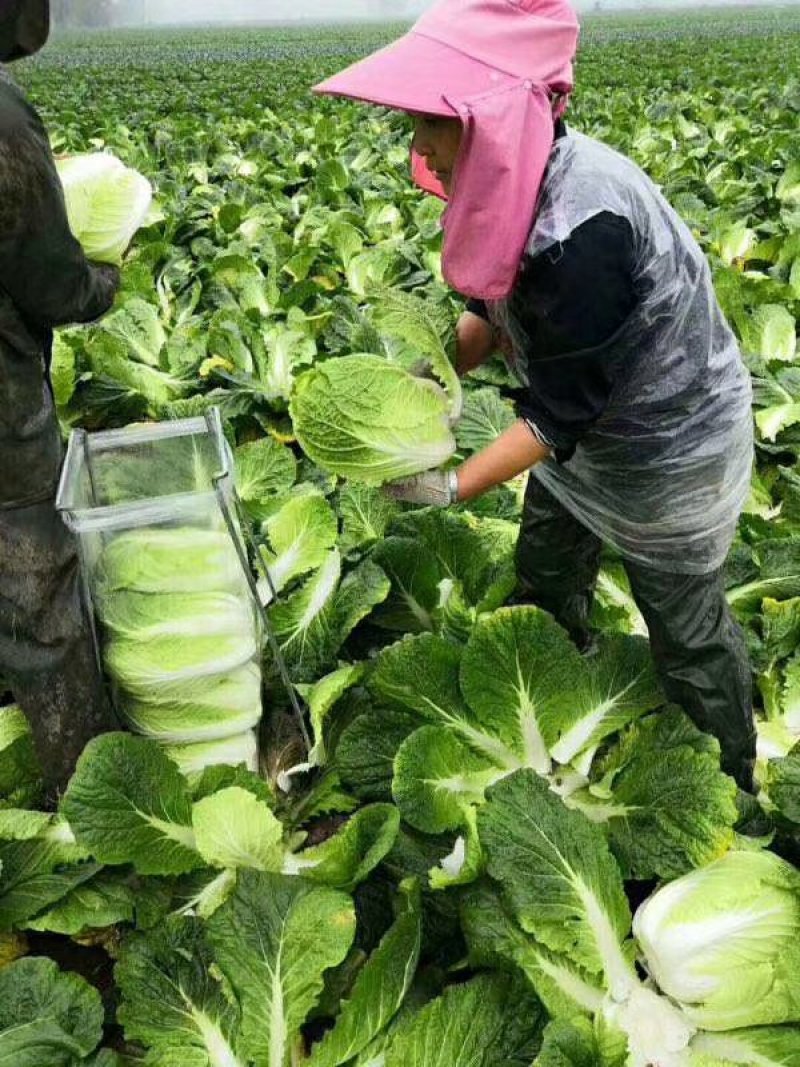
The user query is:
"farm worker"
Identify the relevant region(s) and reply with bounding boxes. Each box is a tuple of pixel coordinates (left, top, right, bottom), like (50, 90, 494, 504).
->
(315, 0, 757, 791)
(0, 0, 119, 797)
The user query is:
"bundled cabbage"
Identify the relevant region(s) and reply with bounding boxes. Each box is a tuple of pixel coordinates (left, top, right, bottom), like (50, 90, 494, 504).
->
(163, 731, 259, 776)
(56, 152, 153, 266)
(103, 595, 258, 691)
(290, 354, 457, 485)
(95, 526, 262, 773)
(96, 528, 246, 597)
(117, 663, 262, 743)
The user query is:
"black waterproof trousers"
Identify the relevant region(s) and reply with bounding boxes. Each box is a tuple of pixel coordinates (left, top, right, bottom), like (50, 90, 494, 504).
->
(515, 477, 756, 790)
(0, 498, 112, 800)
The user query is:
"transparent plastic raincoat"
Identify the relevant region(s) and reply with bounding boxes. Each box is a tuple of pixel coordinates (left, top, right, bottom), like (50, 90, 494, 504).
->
(489, 131, 754, 575)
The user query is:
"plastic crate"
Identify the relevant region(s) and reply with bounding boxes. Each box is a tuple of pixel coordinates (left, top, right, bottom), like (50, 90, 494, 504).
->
(56, 409, 263, 772)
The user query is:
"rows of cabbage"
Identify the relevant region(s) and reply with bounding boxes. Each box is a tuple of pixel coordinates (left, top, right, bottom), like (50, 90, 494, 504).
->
(1, 13, 800, 1066)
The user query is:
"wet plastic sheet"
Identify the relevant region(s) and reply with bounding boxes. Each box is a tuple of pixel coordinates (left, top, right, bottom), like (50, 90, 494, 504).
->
(488, 131, 753, 574)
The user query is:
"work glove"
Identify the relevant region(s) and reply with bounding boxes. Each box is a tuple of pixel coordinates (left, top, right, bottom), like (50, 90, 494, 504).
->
(383, 469, 459, 508)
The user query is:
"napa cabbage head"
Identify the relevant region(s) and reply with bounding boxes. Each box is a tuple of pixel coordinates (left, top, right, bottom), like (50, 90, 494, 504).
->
(633, 849, 800, 1031)
(56, 152, 153, 266)
(290, 354, 456, 485)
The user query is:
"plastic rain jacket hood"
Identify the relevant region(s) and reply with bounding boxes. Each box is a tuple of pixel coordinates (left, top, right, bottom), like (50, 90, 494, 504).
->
(0, 0, 49, 62)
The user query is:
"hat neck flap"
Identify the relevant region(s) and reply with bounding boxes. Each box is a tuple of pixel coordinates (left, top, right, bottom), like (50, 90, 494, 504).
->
(417, 79, 557, 301)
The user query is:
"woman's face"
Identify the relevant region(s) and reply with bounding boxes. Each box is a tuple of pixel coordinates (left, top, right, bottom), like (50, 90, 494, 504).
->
(411, 114, 463, 194)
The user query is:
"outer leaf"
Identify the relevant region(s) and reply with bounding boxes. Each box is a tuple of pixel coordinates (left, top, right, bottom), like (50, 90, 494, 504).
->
(366, 632, 517, 770)
(0, 956, 103, 1062)
(257, 324, 317, 402)
(284, 804, 399, 889)
(384, 971, 545, 1067)
(767, 747, 800, 823)
(427, 807, 486, 889)
(393, 726, 501, 834)
(459, 608, 585, 775)
(756, 404, 800, 443)
(116, 916, 246, 1067)
(369, 633, 468, 723)
(389, 509, 517, 612)
(192, 786, 285, 871)
(534, 1018, 601, 1067)
(206, 870, 356, 1067)
(26, 869, 136, 935)
(0, 1021, 88, 1066)
(370, 537, 442, 633)
(235, 437, 297, 504)
(297, 662, 366, 768)
(762, 597, 800, 661)
(102, 298, 166, 366)
(337, 483, 399, 555)
(461, 882, 605, 1021)
(82, 1051, 125, 1067)
(85, 334, 184, 411)
(0, 838, 98, 930)
(258, 490, 338, 598)
(547, 635, 663, 765)
(466, 615, 660, 772)
(479, 770, 636, 999)
(335, 706, 421, 802)
(307, 883, 422, 1067)
(743, 304, 797, 362)
(455, 387, 517, 454)
(0, 809, 53, 841)
(173, 868, 238, 922)
(190, 763, 275, 805)
(61, 733, 202, 875)
(0, 705, 41, 809)
(727, 540, 800, 615)
(270, 552, 390, 682)
(690, 1027, 800, 1065)
(569, 709, 738, 880)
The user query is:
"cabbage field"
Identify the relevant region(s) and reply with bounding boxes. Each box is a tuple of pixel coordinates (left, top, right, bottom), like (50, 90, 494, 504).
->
(2, 7, 800, 1064)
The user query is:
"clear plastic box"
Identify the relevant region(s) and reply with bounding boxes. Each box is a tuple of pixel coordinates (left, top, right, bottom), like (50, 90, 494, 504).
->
(56, 410, 263, 771)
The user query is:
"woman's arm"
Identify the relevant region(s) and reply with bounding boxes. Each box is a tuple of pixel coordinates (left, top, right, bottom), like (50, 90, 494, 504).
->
(385, 418, 550, 507)
(455, 309, 495, 376)
(456, 418, 550, 501)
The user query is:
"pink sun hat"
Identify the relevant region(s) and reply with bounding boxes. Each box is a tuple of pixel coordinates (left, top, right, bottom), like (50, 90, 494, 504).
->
(315, 0, 580, 300)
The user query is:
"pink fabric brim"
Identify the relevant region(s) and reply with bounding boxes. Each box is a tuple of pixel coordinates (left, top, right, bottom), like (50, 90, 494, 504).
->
(313, 30, 515, 117)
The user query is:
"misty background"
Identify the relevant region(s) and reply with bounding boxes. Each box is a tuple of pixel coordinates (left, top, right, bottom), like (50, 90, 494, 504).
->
(51, 0, 799, 28)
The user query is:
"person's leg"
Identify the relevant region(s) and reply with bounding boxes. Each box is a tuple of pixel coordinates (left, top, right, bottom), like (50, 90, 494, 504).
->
(0, 498, 113, 801)
(514, 475, 603, 650)
(624, 560, 756, 791)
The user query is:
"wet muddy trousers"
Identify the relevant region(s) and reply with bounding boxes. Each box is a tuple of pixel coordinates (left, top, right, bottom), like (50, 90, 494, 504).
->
(515, 477, 757, 792)
(0, 497, 114, 800)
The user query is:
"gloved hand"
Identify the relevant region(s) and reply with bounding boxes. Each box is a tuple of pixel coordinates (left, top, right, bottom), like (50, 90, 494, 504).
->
(383, 469, 459, 507)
